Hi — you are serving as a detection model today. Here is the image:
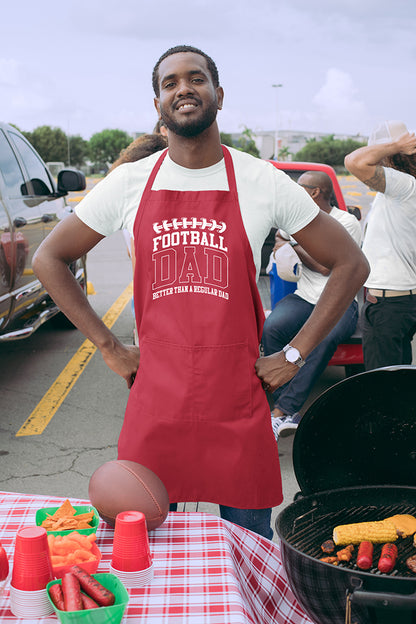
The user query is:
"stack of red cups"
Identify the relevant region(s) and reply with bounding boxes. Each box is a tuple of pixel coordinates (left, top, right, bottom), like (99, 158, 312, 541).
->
(10, 527, 54, 618)
(109, 511, 154, 588)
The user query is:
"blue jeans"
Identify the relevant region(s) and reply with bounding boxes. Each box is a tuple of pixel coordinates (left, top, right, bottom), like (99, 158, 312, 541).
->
(170, 504, 273, 540)
(262, 294, 358, 416)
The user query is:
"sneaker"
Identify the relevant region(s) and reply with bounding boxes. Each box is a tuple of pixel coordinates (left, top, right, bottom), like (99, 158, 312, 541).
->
(270, 414, 287, 441)
(277, 412, 302, 438)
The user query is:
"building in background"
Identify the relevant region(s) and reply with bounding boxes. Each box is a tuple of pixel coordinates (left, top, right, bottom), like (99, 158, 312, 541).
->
(237, 130, 368, 161)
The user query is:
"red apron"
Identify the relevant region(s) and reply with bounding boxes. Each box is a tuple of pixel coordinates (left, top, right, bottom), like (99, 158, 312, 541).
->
(118, 146, 282, 509)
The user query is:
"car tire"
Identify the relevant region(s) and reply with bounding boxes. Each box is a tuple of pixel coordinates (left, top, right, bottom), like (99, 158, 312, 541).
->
(51, 257, 87, 329)
(0, 247, 10, 287)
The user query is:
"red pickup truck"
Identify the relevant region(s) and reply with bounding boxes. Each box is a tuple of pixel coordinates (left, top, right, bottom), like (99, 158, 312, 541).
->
(263, 160, 364, 377)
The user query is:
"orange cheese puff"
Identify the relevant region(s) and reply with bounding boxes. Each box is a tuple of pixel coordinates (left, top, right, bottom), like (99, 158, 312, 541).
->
(53, 540, 80, 555)
(50, 555, 68, 565)
(68, 532, 93, 550)
(73, 549, 96, 562)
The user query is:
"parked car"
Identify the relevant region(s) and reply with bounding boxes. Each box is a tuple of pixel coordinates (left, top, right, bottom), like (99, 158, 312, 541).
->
(0, 122, 86, 341)
(261, 160, 364, 376)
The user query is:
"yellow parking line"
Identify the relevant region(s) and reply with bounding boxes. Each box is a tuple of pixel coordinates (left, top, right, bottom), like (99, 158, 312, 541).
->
(16, 282, 133, 437)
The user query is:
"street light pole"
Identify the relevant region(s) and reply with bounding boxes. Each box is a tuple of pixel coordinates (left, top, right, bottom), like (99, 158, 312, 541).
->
(272, 83, 282, 160)
(66, 117, 71, 167)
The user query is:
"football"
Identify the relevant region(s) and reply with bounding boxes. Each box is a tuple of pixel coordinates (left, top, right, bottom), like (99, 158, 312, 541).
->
(88, 460, 169, 530)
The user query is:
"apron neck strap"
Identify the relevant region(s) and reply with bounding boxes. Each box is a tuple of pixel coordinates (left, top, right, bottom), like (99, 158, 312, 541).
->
(144, 145, 237, 194)
(221, 145, 237, 195)
(146, 148, 169, 190)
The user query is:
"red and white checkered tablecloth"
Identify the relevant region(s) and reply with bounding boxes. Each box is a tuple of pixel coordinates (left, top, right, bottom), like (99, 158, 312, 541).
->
(0, 491, 313, 624)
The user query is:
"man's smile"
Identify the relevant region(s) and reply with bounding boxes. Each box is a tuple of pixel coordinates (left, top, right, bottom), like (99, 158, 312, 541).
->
(175, 99, 199, 112)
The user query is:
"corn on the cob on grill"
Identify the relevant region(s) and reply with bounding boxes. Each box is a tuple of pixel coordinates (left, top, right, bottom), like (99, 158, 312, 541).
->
(333, 520, 397, 545)
(384, 514, 416, 538)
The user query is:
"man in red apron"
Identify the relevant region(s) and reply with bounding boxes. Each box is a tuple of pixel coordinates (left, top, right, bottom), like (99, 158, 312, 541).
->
(33, 45, 369, 540)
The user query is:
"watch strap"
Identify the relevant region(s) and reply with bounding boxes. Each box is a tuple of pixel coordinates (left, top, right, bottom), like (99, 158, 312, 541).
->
(283, 344, 306, 368)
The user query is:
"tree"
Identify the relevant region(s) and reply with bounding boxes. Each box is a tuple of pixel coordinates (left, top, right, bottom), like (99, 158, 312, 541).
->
(277, 146, 291, 162)
(220, 132, 234, 147)
(88, 129, 132, 170)
(68, 135, 88, 168)
(234, 126, 260, 158)
(293, 135, 366, 167)
(22, 126, 68, 163)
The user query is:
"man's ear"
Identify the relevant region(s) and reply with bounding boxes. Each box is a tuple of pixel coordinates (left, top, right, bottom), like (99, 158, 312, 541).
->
(311, 187, 320, 200)
(154, 97, 161, 117)
(216, 86, 224, 110)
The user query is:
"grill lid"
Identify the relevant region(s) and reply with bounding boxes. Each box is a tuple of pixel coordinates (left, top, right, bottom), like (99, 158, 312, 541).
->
(293, 366, 416, 496)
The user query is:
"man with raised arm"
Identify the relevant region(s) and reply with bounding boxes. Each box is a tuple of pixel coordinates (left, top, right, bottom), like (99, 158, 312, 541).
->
(345, 121, 416, 371)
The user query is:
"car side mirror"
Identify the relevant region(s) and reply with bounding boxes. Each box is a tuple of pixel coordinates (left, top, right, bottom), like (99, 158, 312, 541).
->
(57, 169, 86, 194)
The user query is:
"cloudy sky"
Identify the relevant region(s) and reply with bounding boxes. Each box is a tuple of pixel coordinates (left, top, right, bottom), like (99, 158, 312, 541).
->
(1, 0, 415, 140)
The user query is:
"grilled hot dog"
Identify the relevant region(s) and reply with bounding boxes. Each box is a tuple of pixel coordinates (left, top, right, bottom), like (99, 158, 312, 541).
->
(70, 565, 115, 607)
(62, 573, 83, 611)
(49, 583, 65, 611)
(378, 543, 398, 573)
(357, 541, 373, 570)
(81, 593, 100, 610)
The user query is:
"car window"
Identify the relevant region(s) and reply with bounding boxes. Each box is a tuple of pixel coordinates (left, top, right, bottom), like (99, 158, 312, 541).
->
(283, 168, 339, 208)
(284, 170, 304, 182)
(9, 131, 54, 196)
(0, 130, 26, 198)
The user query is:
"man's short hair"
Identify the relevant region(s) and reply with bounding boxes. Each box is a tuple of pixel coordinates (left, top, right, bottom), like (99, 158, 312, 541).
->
(152, 45, 220, 97)
(304, 170, 333, 202)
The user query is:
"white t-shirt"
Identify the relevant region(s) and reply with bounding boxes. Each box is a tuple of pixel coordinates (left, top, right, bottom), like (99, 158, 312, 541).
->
(362, 167, 416, 290)
(294, 206, 362, 305)
(75, 147, 319, 279)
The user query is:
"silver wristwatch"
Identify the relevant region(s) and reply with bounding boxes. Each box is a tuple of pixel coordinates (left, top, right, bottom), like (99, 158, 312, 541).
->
(283, 344, 305, 368)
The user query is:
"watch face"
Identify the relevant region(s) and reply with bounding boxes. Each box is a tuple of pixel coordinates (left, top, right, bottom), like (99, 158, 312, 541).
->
(286, 347, 300, 363)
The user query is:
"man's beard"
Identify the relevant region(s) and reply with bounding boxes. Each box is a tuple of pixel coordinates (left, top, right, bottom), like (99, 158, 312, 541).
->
(160, 99, 218, 138)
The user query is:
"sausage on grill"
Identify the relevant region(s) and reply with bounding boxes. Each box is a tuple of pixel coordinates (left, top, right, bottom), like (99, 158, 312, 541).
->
(378, 543, 398, 573)
(357, 541, 373, 570)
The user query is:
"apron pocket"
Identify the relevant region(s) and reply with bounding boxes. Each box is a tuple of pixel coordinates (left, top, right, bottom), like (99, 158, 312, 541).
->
(193, 341, 252, 422)
(136, 338, 194, 420)
(136, 338, 253, 422)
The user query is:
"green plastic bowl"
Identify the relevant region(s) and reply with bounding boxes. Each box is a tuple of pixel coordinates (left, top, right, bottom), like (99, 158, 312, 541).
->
(36, 505, 100, 536)
(47, 573, 129, 624)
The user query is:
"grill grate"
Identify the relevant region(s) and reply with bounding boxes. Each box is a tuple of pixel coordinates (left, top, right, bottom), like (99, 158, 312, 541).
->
(288, 502, 416, 578)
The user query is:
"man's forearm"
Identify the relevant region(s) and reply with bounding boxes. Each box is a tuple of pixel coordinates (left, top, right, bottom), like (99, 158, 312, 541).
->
(33, 253, 120, 351)
(289, 257, 367, 358)
(255, 254, 368, 393)
(345, 132, 416, 189)
(293, 245, 330, 275)
(346, 141, 399, 168)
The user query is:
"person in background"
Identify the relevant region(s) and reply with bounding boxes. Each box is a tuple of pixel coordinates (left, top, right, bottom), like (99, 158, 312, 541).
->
(153, 119, 168, 136)
(32, 45, 368, 539)
(345, 121, 416, 371)
(109, 133, 168, 174)
(262, 171, 362, 439)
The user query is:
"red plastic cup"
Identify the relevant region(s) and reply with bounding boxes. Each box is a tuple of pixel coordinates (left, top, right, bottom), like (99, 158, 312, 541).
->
(111, 511, 153, 572)
(11, 527, 54, 591)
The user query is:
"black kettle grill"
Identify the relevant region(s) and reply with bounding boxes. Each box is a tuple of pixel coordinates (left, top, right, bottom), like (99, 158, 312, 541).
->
(275, 366, 416, 624)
